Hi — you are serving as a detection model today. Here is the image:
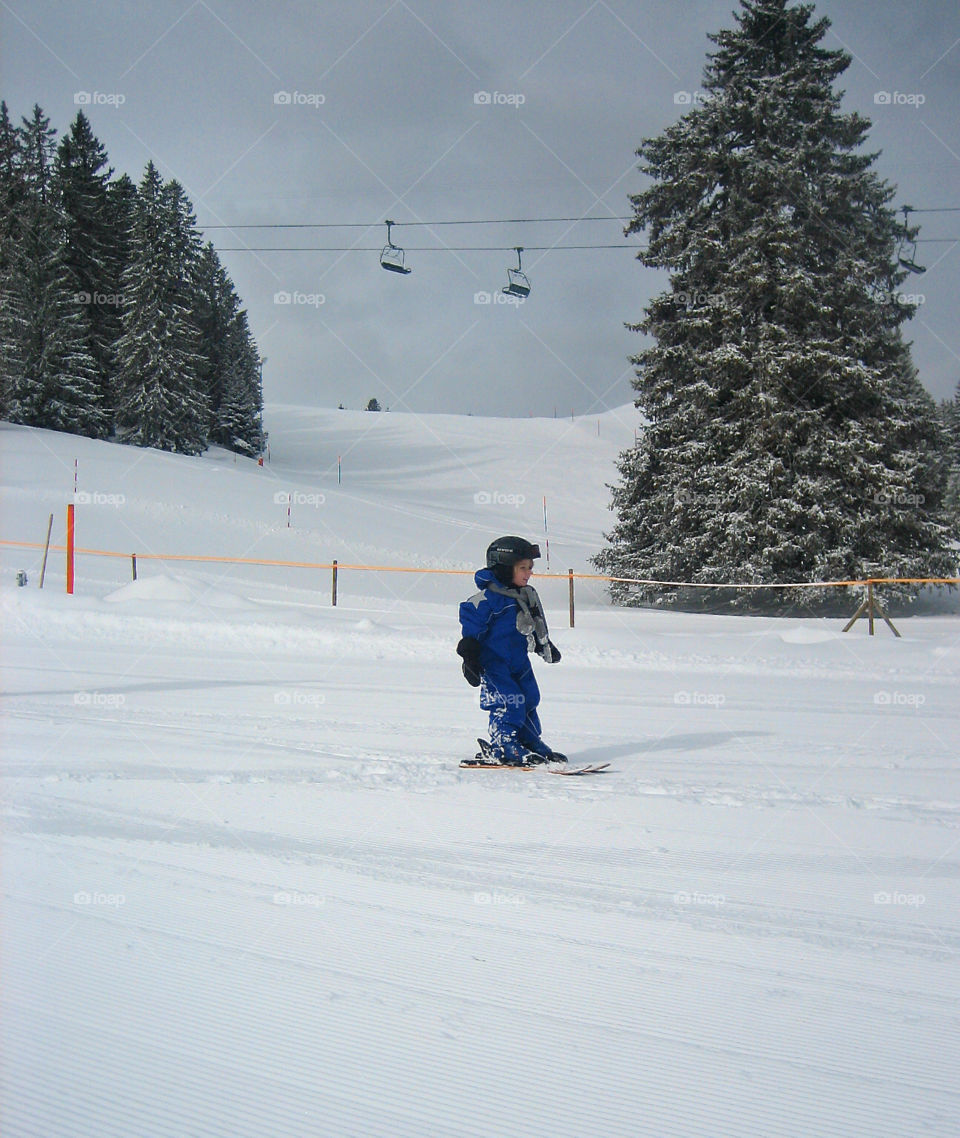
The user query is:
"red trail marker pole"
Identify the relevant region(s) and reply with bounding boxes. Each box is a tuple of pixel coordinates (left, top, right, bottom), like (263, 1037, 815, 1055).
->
(66, 504, 75, 594)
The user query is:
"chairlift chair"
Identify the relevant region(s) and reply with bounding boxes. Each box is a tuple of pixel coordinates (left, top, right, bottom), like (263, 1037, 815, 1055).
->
(502, 247, 531, 298)
(380, 219, 412, 275)
(896, 206, 925, 274)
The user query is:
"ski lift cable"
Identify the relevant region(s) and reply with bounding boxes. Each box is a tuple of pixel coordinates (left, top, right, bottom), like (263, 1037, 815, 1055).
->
(214, 240, 956, 252)
(202, 216, 636, 230)
(216, 243, 642, 251)
(201, 207, 960, 231)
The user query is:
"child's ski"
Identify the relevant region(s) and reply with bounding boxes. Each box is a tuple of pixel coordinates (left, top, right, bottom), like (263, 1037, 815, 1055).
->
(459, 757, 610, 775)
(462, 741, 609, 775)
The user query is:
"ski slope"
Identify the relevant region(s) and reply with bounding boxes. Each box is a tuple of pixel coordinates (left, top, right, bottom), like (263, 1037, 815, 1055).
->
(2, 408, 959, 1138)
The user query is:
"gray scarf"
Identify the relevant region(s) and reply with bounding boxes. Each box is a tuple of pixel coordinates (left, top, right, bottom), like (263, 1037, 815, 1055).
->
(486, 581, 558, 661)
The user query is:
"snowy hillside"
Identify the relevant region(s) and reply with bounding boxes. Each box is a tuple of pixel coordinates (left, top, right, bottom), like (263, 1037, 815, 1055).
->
(2, 405, 636, 608)
(2, 410, 959, 1138)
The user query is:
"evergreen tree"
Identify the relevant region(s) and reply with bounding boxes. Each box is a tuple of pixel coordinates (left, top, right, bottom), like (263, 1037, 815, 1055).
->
(193, 241, 264, 454)
(1, 105, 106, 436)
(943, 381, 960, 540)
(194, 242, 232, 425)
(595, 0, 955, 611)
(216, 311, 265, 455)
(0, 101, 22, 417)
(53, 111, 123, 426)
(114, 163, 208, 454)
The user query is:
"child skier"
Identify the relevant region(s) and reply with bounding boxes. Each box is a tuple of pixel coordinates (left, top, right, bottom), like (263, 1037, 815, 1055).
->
(457, 536, 565, 765)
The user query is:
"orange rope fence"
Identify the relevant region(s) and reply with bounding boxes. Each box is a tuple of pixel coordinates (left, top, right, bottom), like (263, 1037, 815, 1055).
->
(3, 536, 956, 636)
(2, 537, 957, 586)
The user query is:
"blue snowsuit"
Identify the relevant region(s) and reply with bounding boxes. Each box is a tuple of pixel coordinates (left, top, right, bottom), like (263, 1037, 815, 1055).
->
(459, 567, 543, 749)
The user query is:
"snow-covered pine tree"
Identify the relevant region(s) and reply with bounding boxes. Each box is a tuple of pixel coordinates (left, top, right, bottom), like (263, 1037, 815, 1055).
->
(53, 111, 125, 428)
(114, 164, 208, 454)
(943, 380, 960, 541)
(1, 105, 106, 437)
(594, 0, 955, 612)
(215, 311, 265, 456)
(194, 242, 264, 454)
(193, 242, 231, 427)
(0, 101, 22, 417)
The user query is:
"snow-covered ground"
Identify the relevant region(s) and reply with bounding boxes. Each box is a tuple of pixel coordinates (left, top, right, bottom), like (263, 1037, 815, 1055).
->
(2, 408, 959, 1138)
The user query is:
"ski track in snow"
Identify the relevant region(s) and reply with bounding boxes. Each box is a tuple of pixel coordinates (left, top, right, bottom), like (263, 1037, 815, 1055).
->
(2, 413, 959, 1137)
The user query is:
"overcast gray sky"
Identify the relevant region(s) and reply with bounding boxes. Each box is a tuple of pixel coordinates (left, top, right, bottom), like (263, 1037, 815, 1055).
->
(2, 0, 958, 417)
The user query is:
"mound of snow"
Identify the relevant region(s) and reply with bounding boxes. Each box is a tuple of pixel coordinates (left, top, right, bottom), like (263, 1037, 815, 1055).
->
(105, 574, 195, 604)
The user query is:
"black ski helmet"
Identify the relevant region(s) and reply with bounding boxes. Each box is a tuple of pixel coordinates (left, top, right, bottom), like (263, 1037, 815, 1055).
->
(486, 535, 541, 583)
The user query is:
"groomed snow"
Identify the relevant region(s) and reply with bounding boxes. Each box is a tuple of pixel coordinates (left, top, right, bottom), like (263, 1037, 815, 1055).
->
(2, 408, 958, 1138)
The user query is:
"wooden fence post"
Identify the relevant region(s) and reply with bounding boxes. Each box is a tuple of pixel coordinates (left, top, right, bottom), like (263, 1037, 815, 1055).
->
(332, 560, 338, 606)
(39, 513, 53, 589)
(568, 568, 575, 628)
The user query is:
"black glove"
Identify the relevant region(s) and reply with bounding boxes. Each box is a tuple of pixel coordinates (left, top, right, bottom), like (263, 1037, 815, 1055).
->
(546, 640, 561, 663)
(456, 637, 483, 687)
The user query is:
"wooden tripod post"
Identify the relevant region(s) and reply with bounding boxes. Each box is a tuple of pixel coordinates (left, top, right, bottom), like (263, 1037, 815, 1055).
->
(842, 580, 901, 638)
